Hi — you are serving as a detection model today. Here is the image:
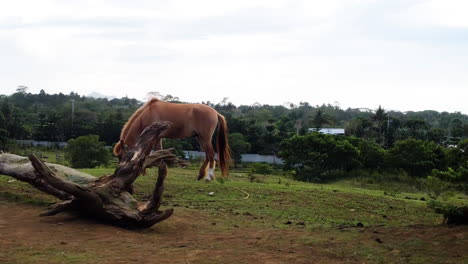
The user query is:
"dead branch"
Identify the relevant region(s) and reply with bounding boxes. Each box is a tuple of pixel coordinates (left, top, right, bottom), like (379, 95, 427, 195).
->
(0, 121, 185, 229)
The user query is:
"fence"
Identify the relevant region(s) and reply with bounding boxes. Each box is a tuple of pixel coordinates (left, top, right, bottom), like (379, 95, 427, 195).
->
(16, 140, 68, 148)
(183, 151, 284, 165)
(15, 141, 284, 165)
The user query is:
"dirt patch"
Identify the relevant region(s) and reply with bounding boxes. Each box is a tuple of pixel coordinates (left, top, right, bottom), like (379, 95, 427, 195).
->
(0, 200, 342, 264)
(1, 199, 467, 264)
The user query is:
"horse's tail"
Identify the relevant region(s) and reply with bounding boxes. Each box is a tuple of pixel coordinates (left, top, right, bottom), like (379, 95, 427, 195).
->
(113, 140, 123, 156)
(217, 114, 231, 177)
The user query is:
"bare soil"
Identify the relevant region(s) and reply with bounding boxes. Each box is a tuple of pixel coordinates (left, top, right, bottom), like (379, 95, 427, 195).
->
(1, 199, 467, 264)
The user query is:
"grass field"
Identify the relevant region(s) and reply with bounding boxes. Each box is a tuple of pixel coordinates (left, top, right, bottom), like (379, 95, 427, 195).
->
(1, 164, 467, 263)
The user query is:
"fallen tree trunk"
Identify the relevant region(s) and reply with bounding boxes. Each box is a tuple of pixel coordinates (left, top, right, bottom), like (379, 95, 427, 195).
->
(0, 121, 186, 229)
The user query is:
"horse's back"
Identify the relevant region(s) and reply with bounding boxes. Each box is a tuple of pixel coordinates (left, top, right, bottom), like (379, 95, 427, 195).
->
(153, 101, 218, 138)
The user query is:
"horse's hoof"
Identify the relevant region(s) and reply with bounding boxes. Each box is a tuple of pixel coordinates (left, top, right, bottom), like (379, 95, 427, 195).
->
(204, 178, 212, 183)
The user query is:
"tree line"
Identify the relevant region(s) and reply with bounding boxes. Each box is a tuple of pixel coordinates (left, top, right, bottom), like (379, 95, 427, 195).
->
(0, 88, 467, 177)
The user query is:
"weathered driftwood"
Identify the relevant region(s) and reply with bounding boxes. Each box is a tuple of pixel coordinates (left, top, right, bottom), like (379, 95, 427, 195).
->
(0, 121, 187, 229)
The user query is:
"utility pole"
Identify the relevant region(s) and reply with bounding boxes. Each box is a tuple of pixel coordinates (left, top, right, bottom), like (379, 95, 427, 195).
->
(71, 99, 75, 137)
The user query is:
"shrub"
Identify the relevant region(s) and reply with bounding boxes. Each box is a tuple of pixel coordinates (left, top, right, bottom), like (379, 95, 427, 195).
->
(425, 176, 450, 200)
(430, 168, 468, 194)
(66, 135, 111, 168)
(427, 200, 468, 225)
(0, 128, 8, 151)
(430, 168, 467, 183)
(348, 137, 385, 169)
(385, 139, 446, 177)
(250, 163, 273, 175)
(447, 139, 468, 172)
(280, 133, 361, 182)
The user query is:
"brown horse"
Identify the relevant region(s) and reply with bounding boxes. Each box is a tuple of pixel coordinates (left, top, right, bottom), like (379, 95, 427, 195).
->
(113, 98, 231, 181)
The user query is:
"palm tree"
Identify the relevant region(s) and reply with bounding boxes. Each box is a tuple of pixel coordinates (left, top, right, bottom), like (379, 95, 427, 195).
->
(372, 105, 387, 139)
(311, 109, 331, 131)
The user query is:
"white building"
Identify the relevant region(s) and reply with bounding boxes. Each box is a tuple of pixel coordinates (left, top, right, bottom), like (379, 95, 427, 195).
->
(308, 128, 345, 135)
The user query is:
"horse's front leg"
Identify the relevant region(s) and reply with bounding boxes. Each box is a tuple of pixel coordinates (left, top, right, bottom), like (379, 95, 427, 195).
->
(150, 139, 163, 155)
(143, 139, 163, 176)
(197, 159, 209, 180)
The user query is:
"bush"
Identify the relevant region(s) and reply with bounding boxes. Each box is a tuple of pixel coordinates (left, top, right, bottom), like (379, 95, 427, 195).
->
(447, 139, 468, 172)
(385, 139, 446, 177)
(348, 137, 385, 169)
(431, 168, 467, 183)
(425, 176, 451, 200)
(280, 133, 361, 182)
(427, 200, 468, 225)
(66, 135, 111, 168)
(0, 128, 9, 151)
(430, 168, 468, 194)
(250, 163, 273, 175)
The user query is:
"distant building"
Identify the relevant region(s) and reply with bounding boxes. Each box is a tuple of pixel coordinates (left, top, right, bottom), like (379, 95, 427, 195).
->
(308, 128, 345, 135)
(183, 151, 284, 165)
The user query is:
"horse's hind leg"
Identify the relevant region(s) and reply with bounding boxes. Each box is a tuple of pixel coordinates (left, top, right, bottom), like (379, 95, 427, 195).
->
(208, 158, 216, 181)
(197, 141, 215, 181)
(205, 145, 216, 182)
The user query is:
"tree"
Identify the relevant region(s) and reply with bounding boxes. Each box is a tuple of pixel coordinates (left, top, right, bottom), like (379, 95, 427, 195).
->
(16, 85, 28, 94)
(311, 109, 331, 131)
(386, 139, 446, 177)
(66, 135, 111, 168)
(372, 106, 387, 142)
(401, 119, 429, 140)
(427, 128, 447, 144)
(34, 111, 64, 141)
(244, 121, 265, 153)
(0, 112, 7, 150)
(447, 139, 468, 170)
(280, 133, 360, 182)
(0, 100, 30, 140)
(348, 137, 385, 169)
(345, 117, 376, 140)
(229, 133, 251, 168)
(0, 122, 184, 228)
(450, 119, 464, 139)
(262, 119, 280, 155)
(162, 94, 180, 102)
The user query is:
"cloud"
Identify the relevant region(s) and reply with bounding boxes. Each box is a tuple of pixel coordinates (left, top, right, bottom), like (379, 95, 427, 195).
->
(0, 0, 466, 113)
(395, 0, 468, 28)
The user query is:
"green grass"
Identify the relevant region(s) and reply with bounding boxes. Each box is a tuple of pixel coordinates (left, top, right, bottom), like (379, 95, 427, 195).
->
(162, 168, 446, 228)
(2, 166, 466, 228)
(1, 166, 467, 264)
(9, 148, 68, 164)
(59, 166, 465, 228)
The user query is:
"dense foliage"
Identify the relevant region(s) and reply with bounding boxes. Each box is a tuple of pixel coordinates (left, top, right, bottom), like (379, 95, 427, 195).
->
(280, 133, 361, 182)
(0, 88, 140, 146)
(0, 88, 467, 181)
(385, 139, 446, 177)
(280, 133, 467, 188)
(65, 135, 111, 168)
(229, 132, 251, 167)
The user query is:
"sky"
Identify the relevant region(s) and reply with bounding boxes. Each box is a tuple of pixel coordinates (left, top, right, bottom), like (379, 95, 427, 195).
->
(0, 0, 467, 113)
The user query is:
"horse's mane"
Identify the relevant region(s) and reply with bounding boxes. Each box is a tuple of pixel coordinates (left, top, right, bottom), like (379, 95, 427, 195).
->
(114, 98, 159, 156)
(120, 98, 159, 139)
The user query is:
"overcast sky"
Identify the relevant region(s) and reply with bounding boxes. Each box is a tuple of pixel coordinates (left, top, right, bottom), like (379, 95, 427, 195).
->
(0, 0, 467, 113)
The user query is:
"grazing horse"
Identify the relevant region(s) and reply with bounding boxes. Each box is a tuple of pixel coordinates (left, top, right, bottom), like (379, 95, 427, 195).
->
(113, 98, 231, 181)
